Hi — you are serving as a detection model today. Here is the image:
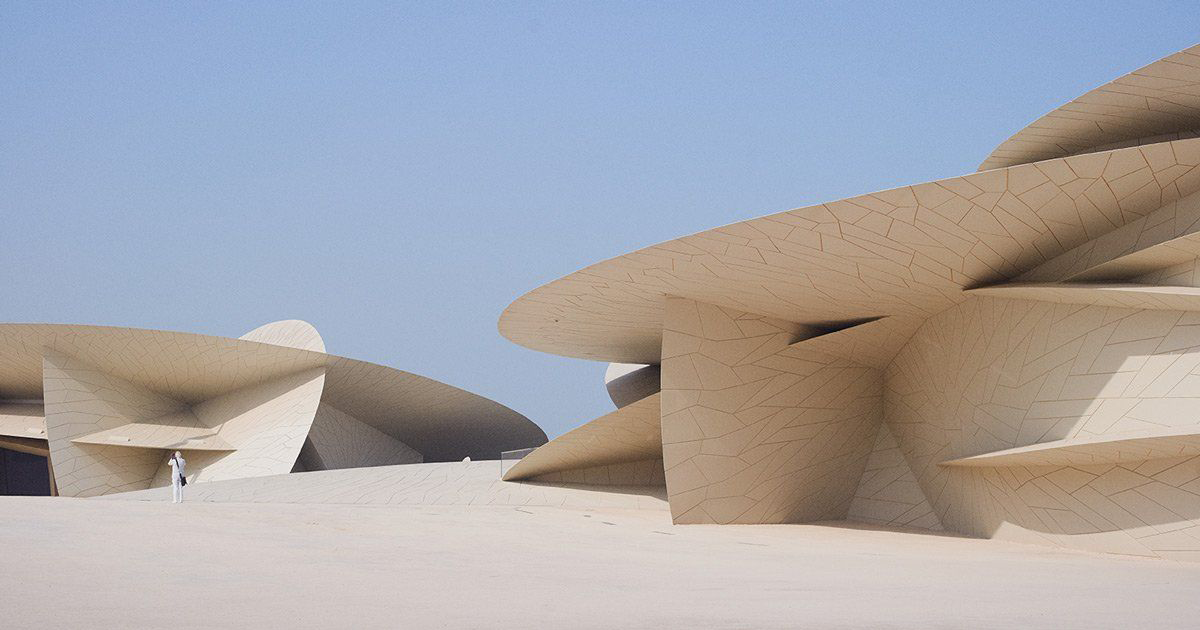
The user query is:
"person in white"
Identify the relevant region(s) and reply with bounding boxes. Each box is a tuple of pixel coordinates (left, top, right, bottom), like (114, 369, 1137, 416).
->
(168, 451, 186, 504)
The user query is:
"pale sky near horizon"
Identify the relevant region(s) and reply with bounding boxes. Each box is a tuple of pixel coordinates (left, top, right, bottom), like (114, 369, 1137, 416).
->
(2, 2, 1199, 439)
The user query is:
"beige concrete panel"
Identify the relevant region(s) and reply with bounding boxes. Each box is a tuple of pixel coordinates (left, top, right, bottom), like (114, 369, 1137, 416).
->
(43, 354, 323, 491)
(501, 139, 1200, 365)
(300, 403, 423, 471)
(72, 420, 234, 451)
(848, 423, 943, 531)
(942, 426, 1200, 467)
(980, 45, 1200, 170)
(527, 458, 666, 486)
(42, 350, 187, 497)
(178, 367, 327, 483)
(0, 324, 326, 403)
(888, 295, 1200, 560)
(503, 393, 662, 482)
(661, 297, 882, 525)
(0, 402, 44, 440)
(967, 282, 1200, 311)
(239, 319, 326, 353)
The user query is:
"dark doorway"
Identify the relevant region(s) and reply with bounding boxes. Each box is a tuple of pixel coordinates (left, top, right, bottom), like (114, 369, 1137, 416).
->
(0, 446, 52, 496)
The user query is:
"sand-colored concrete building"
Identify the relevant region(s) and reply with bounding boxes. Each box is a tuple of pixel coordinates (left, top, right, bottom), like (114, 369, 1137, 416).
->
(0, 320, 545, 497)
(500, 44, 1200, 561)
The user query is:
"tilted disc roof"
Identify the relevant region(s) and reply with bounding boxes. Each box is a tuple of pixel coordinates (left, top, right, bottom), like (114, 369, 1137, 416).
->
(0, 322, 545, 461)
(500, 139, 1200, 365)
(979, 45, 1200, 171)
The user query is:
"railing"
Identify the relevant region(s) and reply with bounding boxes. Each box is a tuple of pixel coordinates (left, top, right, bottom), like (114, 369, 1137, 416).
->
(499, 447, 537, 477)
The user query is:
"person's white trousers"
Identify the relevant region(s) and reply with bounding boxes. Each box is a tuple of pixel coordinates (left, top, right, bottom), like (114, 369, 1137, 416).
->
(172, 477, 183, 503)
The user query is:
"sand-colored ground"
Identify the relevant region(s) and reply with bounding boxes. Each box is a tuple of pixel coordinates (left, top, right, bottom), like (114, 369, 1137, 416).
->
(4, 492, 1200, 629)
(102, 460, 669, 510)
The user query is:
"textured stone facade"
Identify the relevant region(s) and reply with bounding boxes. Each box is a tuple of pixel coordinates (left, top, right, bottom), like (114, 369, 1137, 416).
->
(499, 44, 1200, 560)
(660, 297, 881, 524)
(2, 322, 546, 497)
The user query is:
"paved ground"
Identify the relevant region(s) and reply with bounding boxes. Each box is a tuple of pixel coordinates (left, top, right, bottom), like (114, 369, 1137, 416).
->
(4, 495, 1200, 629)
(103, 460, 668, 510)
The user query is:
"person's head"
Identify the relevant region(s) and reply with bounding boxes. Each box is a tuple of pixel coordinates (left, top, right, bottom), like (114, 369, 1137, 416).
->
(174, 451, 182, 460)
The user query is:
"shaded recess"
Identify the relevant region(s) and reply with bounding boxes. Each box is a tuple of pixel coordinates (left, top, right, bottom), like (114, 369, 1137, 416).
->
(604, 363, 661, 409)
(0, 447, 52, 496)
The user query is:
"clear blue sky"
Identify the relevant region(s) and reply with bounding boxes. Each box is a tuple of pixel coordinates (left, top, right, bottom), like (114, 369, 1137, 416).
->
(2, 2, 1198, 438)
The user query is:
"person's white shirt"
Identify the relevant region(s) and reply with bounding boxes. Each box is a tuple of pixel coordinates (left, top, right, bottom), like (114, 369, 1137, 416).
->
(168, 452, 186, 503)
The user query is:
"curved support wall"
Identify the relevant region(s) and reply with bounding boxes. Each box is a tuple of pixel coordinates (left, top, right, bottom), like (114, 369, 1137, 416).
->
(888, 296, 1200, 560)
(660, 297, 883, 524)
(182, 367, 326, 483)
(848, 423, 943, 530)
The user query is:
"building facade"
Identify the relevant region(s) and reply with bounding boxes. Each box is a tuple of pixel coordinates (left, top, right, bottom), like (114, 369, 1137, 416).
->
(0, 320, 546, 497)
(500, 45, 1200, 561)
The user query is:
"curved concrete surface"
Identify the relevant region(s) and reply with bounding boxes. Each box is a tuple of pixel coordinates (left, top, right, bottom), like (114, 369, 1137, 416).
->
(1017, 187, 1200, 283)
(0, 323, 544, 461)
(604, 362, 660, 408)
(966, 282, 1200, 310)
(941, 426, 1200, 468)
(239, 319, 326, 352)
(980, 45, 1200, 171)
(503, 393, 663, 482)
(496, 43, 1200, 560)
(500, 139, 1200, 365)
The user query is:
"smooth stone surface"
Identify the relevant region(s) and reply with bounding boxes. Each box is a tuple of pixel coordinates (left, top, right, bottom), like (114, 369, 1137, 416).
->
(3, 496, 1200, 629)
